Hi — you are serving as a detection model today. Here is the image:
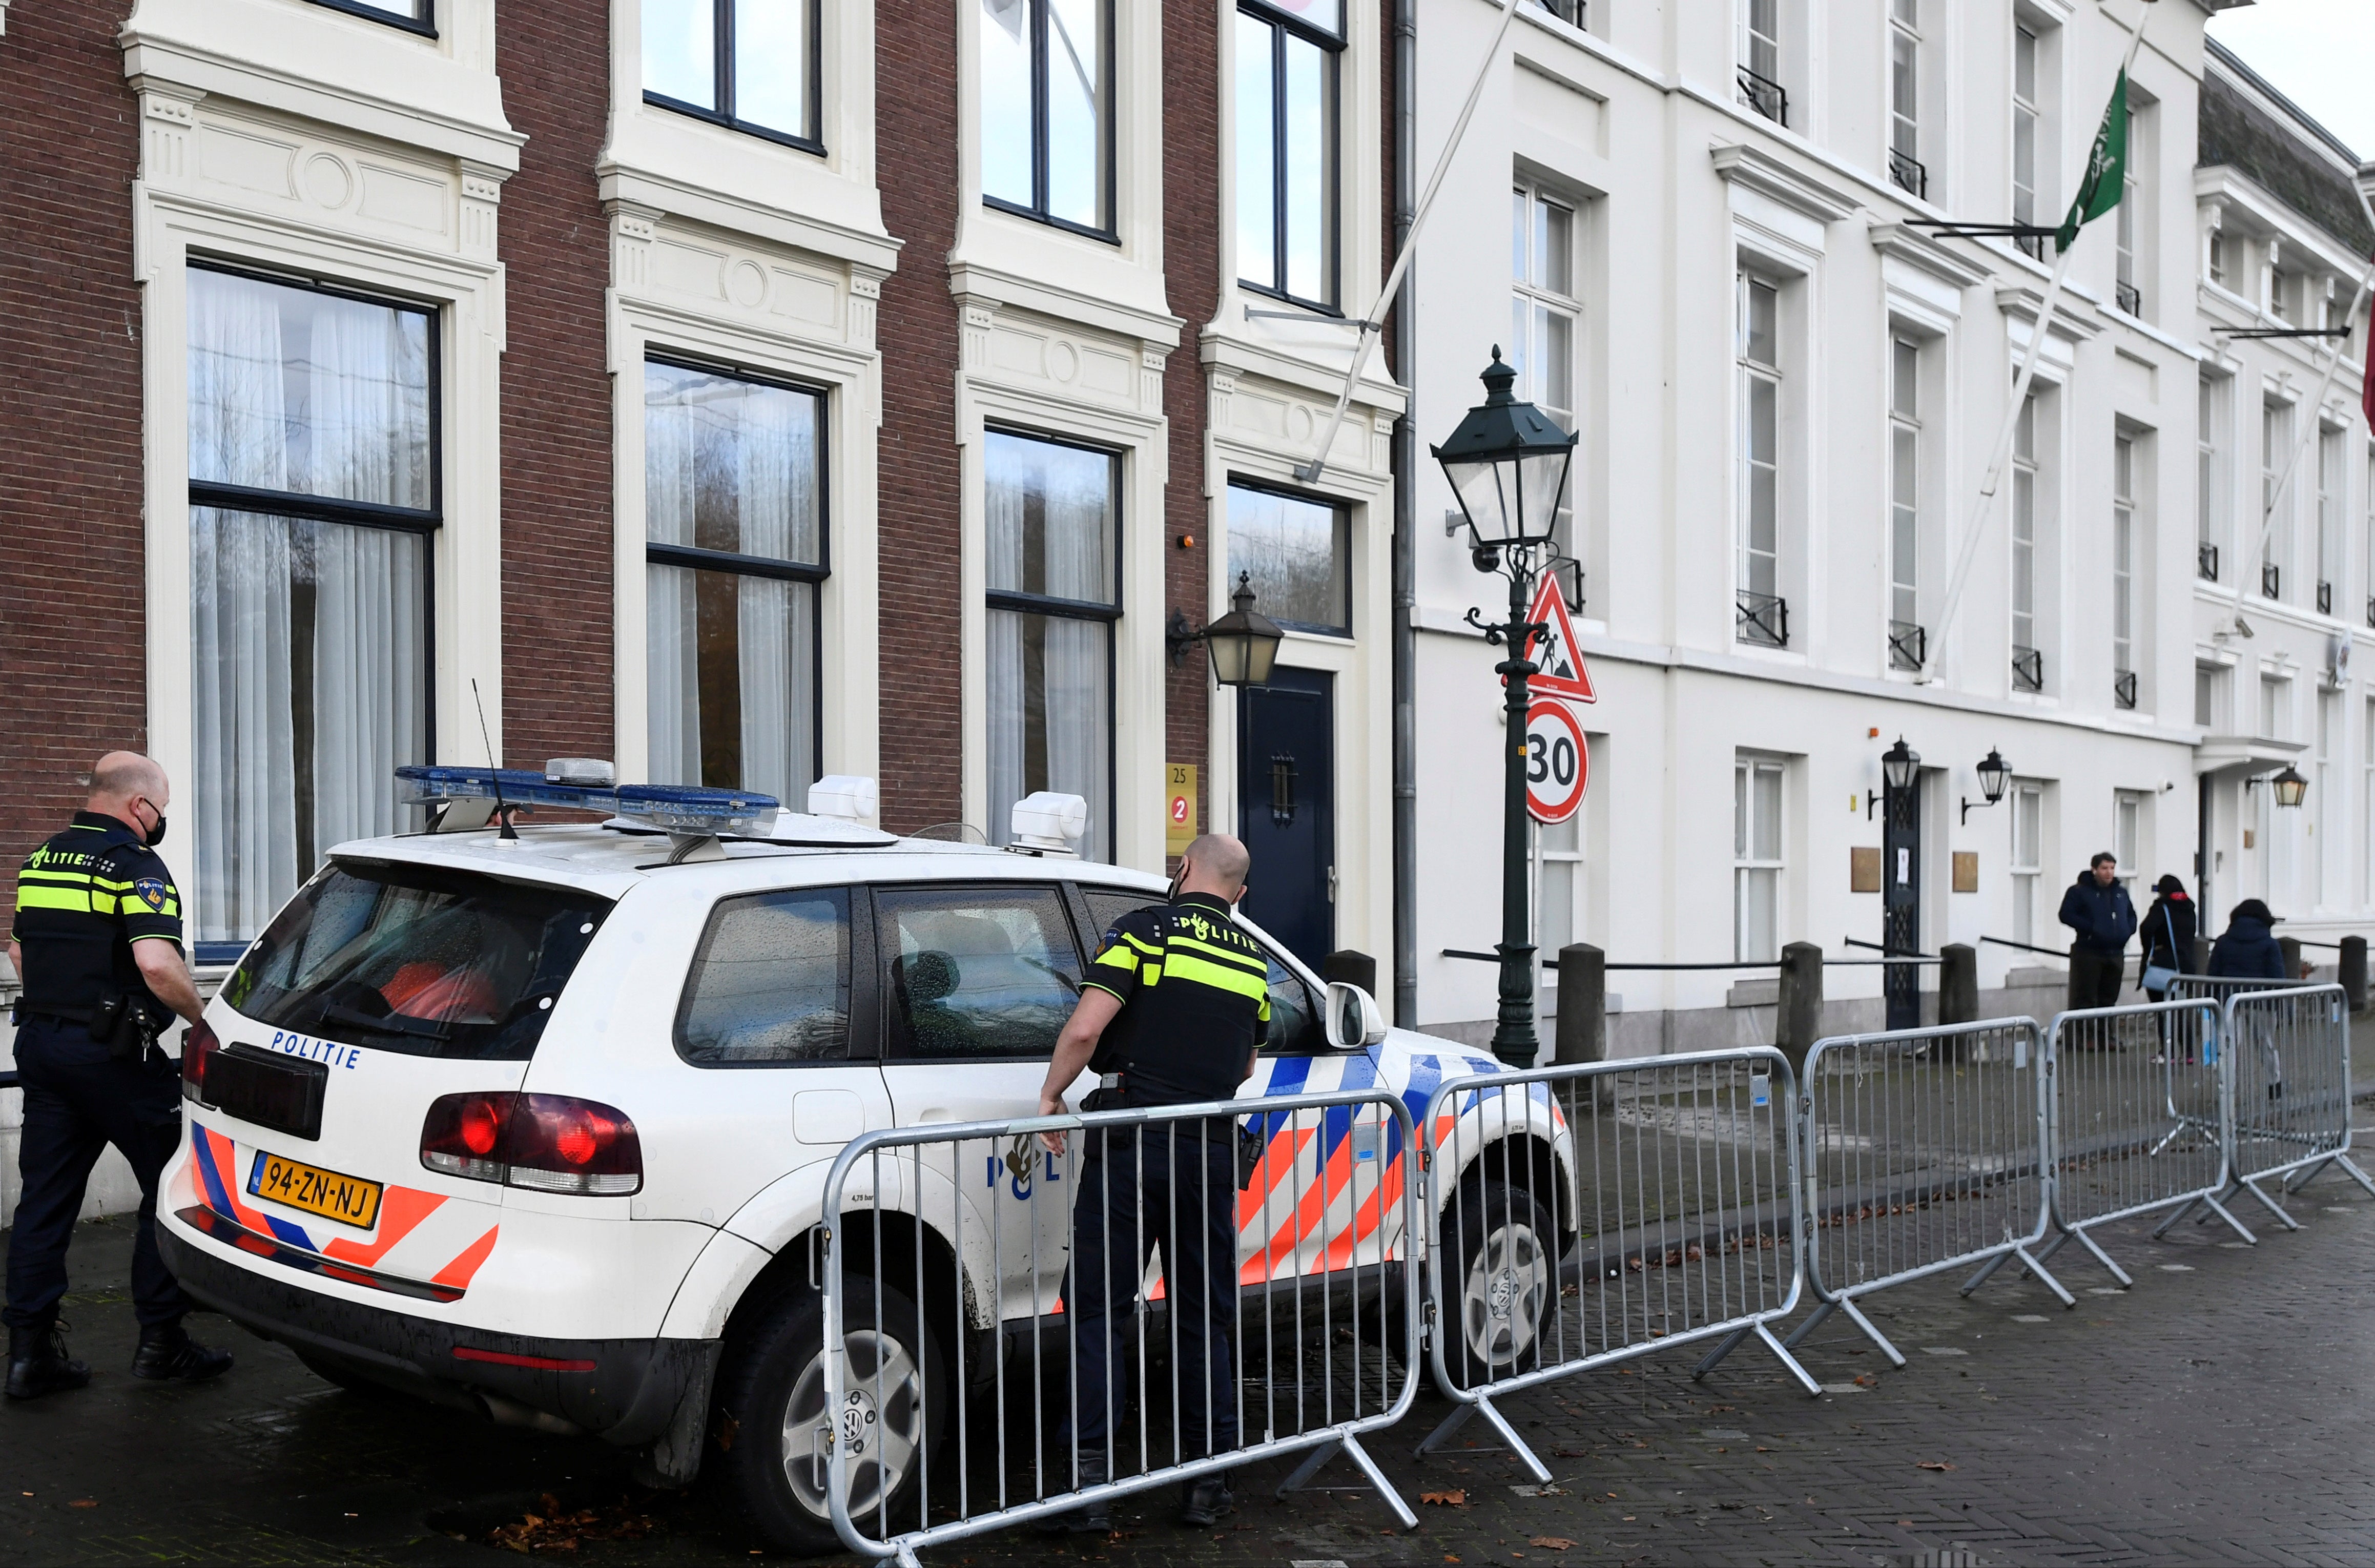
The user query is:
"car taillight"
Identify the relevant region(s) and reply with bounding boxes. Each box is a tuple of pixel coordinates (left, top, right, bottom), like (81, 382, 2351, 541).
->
(181, 1027, 221, 1105)
(420, 1092, 641, 1196)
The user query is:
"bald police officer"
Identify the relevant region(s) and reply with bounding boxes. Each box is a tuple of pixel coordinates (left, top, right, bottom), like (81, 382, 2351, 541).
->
(1033, 833, 1268, 1533)
(5, 753, 232, 1398)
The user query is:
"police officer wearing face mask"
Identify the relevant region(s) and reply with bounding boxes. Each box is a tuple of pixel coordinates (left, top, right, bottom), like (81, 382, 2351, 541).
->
(1032, 833, 1268, 1533)
(5, 752, 232, 1398)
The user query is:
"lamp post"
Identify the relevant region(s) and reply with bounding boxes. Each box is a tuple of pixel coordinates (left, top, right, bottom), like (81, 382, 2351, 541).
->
(1167, 571, 1285, 688)
(1434, 349, 1579, 1068)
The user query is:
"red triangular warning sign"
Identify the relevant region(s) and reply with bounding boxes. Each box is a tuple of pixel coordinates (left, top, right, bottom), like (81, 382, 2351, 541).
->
(1522, 573, 1595, 703)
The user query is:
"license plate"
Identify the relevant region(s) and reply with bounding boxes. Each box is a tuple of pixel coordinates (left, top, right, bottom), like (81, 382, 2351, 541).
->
(247, 1151, 383, 1231)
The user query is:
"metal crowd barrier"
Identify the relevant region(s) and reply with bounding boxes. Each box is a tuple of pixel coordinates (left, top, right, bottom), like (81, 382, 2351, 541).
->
(2220, 983, 2374, 1221)
(1415, 1047, 1816, 1483)
(2034, 998, 2242, 1282)
(817, 1086, 1422, 1564)
(2166, 974, 2300, 1004)
(1791, 1018, 2066, 1369)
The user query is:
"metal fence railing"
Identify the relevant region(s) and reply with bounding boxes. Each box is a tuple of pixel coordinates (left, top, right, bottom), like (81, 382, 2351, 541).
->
(2035, 999, 2239, 1284)
(2225, 984, 2373, 1211)
(817, 1087, 1423, 1562)
(1789, 1019, 2065, 1369)
(1414, 1048, 1815, 1482)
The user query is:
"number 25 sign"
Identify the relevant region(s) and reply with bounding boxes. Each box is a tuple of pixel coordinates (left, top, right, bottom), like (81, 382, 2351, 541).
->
(1524, 699, 1588, 824)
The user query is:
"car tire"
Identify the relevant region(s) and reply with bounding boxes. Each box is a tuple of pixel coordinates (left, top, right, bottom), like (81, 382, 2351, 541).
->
(1430, 1177, 1557, 1398)
(713, 1276, 949, 1556)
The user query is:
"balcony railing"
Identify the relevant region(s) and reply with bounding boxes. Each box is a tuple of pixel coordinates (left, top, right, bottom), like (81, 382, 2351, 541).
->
(2016, 232, 2046, 262)
(2114, 669, 2138, 710)
(1737, 589, 1789, 648)
(1530, 0, 1583, 26)
(2198, 541, 2219, 582)
(1887, 618, 1927, 672)
(2115, 279, 2143, 316)
(2262, 561, 2282, 600)
(2012, 645, 2044, 693)
(1737, 65, 1787, 127)
(1888, 148, 1928, 199)
(2319, 580, 2334, 616)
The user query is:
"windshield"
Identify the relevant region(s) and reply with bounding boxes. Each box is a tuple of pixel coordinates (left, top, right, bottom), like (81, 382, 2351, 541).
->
(220, 861, 614, 1060)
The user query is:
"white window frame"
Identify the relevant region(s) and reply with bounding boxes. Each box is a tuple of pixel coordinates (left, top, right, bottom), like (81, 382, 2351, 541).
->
(2114, 789, 2144, 894)
(2011, 20, 2042, 258)
(1887, 0, 1923, 198)
(1512, 181, 1581, 558)
(2011, 392, 2041, 689)
(2316, 690, 2336, 909)
(1738, 0, 1784, 124)
(2317, 421, 2343, 616)
(1733, 754, 1786, 963)
(2263, 398, 2294, 601)
(2010, 780, 2043, 947)
(2198, 373, 2226, 581)
(1736, 273, 1784, 645)
(1888, 335, 1922, 668)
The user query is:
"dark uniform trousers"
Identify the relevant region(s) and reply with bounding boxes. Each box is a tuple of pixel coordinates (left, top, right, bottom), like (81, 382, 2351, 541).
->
(1062, 1118, 1241, 1466)
(3, 1017, 190, 1332)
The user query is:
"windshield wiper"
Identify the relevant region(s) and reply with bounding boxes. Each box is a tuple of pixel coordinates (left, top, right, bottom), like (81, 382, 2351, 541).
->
(319, 1001, 453, 1041)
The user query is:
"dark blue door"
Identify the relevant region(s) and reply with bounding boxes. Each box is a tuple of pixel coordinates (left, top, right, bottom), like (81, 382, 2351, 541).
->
(1237, 668, 1334, 969)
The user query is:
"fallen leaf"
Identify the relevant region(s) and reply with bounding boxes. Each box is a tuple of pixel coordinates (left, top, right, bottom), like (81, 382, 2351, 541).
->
(1853, 1374, 1878, 1387)
(1916, 1461, 1955, 1472)
(1756, 1446, 1773, 1453)
(1422, 1490, 1468, 1507)
(1531, 1538, 1576, 1550)
(68, 1500, 97, 1510)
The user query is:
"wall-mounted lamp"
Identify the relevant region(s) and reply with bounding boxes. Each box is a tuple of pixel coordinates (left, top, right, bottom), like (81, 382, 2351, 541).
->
(1960, 747, 2013, 824)
(1165, 571, 1284, 687)
(2245, 764, 2309, 809)
(1867, 735, 1921, 819)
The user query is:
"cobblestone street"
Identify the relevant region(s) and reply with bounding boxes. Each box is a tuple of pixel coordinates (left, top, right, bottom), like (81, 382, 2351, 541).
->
(7, 1154, 2375, 1568)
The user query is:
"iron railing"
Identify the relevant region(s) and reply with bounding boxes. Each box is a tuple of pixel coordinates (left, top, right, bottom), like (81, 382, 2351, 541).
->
(2263, 561, 2282, 599)
(1887, 618, 1926, 672)
(1888, 148, 1927, 199)
(2113, 669, 2137, 710)
(2012, 645, 2044, 693)
(2318, 580, 2333, 615)
(1737, 65, 1787, 126)
(1737, 589, 1789, 648)
(2115, 279, 2143, 316)
(2199, 541, 2219, 582)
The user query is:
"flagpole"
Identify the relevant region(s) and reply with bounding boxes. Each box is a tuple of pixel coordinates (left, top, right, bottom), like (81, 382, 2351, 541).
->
(1919, 0, 2154, 680)
(1293, 0, 1523, 483)
(2222, 174, 2375, 637)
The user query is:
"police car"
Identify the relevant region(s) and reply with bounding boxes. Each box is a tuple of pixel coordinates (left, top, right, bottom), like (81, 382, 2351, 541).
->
(156, 766, 1570, 1552)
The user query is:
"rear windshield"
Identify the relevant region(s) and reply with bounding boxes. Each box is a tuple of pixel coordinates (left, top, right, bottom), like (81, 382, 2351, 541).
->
(220, 861, 613, 1060)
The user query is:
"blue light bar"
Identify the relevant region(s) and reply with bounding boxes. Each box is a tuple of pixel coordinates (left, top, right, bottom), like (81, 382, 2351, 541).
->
(395, 767, 779, 836)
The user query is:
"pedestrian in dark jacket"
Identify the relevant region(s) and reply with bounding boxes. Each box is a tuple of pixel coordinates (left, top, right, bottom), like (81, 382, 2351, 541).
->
(2058, 851, 2137, 1009)
(2207, 899, 2288, 981)
(2139, 875, 2196, 1000)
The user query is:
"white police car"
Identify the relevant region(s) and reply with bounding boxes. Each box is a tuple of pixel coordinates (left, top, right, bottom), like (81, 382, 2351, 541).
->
(156, 766, 1569, 1552)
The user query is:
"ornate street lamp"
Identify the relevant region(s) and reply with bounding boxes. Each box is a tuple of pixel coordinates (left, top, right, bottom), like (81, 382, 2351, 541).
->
(1881, 736, 1921, 794)
(1961, 747, 2012, 824)
(2271, 765, 2308, 809)
(1167, 571, 1284, 688)
(1435, 350, 1579, 1069)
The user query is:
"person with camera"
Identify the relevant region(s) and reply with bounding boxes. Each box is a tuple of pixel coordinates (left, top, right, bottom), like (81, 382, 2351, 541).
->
(5, 753, 231, 1399)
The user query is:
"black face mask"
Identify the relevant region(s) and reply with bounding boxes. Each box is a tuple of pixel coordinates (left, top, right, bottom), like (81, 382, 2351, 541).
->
(138, 803, 168, 849)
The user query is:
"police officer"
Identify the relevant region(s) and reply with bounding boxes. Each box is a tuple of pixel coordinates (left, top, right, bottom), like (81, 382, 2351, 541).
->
(5, 753, 232, 1399)
(1032, 833, 1268, 1533)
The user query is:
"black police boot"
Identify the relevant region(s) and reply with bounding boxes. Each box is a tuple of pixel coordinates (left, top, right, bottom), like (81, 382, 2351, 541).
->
(1033, 1451, 1112, 1535)
(6, 1321, 92, 1400)
(130, 1322, 233, 1383)
(1179, 1472, 1234, 1528)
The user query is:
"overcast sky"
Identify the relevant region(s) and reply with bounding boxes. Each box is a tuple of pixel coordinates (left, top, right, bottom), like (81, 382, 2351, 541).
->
(2206, 0, 2375, 159)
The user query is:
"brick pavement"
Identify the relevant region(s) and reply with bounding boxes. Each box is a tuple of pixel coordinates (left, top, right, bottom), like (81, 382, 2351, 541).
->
(6, 1164, 2375, 1566)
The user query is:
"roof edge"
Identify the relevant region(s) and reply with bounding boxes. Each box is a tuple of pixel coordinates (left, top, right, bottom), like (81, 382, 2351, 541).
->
(2204, 36, 2362, 170)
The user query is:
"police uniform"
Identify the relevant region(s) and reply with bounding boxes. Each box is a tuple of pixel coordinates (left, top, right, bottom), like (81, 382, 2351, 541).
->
(4, 811, 193, 1343)
(1058, 890, 1269, 1483)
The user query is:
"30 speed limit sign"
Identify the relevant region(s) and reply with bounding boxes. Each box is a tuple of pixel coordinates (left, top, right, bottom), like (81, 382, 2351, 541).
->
(1524, 699, 1589, 823)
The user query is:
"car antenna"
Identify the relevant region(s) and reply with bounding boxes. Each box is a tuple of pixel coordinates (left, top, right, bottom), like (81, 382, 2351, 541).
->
(471, 678, 518, 840)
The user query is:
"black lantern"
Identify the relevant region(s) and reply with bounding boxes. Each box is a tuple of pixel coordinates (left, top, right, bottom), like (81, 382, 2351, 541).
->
(1431, 350, 1578, 555)
(1881, 736, 1921, 793)
(1963, 747, 2012, 823)
(1166, 572, 1284, 688)
(2271, 765, 2308, 809)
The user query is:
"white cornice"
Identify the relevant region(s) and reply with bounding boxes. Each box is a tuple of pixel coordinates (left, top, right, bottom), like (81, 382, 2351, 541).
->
(1710, 143, 1858, 224)
(1867, 221, 1994, 289)
(1994, 278, 2104, 343)
(2194, 166, 2366, 278)
(946, 262, 1184, 352)
(598, 164, 902, 278)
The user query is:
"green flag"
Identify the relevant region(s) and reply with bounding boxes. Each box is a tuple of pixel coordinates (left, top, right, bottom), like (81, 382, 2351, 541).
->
(2056, 71, 2129, 254)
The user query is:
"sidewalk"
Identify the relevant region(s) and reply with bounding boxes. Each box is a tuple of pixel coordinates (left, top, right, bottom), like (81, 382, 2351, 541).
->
(6, 1162, 2375, 1565)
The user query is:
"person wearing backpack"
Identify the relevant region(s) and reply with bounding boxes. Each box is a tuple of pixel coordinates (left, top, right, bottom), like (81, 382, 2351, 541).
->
(2138, 875, 2196, 1000)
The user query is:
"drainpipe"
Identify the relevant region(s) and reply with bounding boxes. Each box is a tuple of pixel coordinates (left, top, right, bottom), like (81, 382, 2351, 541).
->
(1390, 0, 1418, 1027)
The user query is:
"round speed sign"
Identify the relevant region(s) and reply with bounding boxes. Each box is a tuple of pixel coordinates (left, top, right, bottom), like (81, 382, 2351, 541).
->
(1524, 700, 1589, 823)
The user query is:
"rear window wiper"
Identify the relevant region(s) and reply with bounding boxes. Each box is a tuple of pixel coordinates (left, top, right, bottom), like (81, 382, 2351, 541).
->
(319, 1000, 454, 1041)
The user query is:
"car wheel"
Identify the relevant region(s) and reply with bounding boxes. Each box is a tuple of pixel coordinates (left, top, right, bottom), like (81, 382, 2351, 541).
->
(1432, 1178, 1556, 1396)
(714, 1276, 948, 1556)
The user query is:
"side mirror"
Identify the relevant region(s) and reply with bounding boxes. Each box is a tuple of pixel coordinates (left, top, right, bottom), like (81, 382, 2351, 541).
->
(1323, 982, 1388, 1049)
